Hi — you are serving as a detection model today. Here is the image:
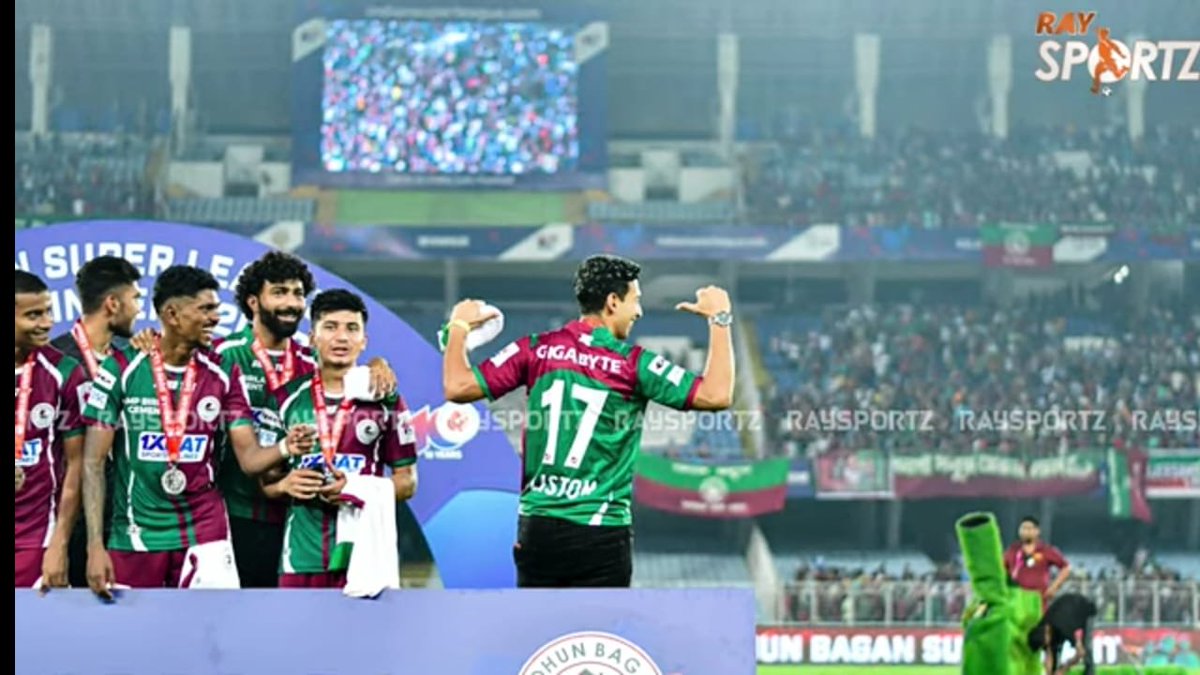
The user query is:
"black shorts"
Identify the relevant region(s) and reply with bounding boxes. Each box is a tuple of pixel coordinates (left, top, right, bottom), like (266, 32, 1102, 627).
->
(514, 515, 632, 588)
(229, 517, 285, 589)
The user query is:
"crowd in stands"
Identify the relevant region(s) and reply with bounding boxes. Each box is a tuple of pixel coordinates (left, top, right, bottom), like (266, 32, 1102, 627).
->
(14, 134, 153, 218)
(746, 124, 1200, 229)
(321, 20, 578, 175)
(764, 297, 1200, 459)
(782, 557, 1196, 626)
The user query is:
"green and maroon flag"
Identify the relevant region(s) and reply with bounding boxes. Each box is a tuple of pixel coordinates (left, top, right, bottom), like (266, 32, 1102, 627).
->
(982, 223, 1057, 268)
(634, 455, 789, 518)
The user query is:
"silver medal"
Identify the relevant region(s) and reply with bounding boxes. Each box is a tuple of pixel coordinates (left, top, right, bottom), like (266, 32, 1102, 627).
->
(161, 466, 187, 496)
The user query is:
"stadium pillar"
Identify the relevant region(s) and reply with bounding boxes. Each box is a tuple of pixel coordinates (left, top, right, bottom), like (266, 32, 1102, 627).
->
(716, 33, 739, 162)
(168, 26, 192, 152)
(987, 35, 1012, 140)
(1039, 498, 1054, 542)
(1125, 33, 1148, 143)
(1188, 500, 1200, 550)
(886, 500, 902, 551)
(854, 34, 881, 140)
(29, 24, 52, 137)
(846, 263, 876, 304)
(444, 260, 460, 310)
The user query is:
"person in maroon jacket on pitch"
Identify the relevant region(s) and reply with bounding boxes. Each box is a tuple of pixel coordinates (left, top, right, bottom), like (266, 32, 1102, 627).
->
(1005, 515, 1071, 608)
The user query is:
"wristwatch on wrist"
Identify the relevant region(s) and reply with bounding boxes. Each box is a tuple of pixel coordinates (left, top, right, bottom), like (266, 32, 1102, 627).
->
(709, 311, 733, 327)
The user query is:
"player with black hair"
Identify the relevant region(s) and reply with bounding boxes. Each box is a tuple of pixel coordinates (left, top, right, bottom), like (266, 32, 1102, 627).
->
(1006, 515, 1071, 606)
(443, 254, 736, 587)
(14, 270, 90, 590)
(1029, 592, 1097, 675)
(205, 251, 396, 587)
(263, 289, 416, 588)
(49, 255, 143, 588)
(81, 266, 316, 597)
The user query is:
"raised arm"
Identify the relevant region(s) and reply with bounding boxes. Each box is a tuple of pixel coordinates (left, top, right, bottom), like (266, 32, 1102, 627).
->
(442, 300, 498, 403)
(675, 286, 735, 410)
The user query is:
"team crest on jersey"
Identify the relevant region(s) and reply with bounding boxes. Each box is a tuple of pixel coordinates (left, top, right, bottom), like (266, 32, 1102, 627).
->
(85, 387, 109, 411)
(31, 403, 56, 430)
(355, 418, 381, 445)
(297, 452, 367, 474)
(196, 396, 221, 423)
(396, 410, 416, 445)
(16, 439, 42, 467)
(137, 433, 209, 463)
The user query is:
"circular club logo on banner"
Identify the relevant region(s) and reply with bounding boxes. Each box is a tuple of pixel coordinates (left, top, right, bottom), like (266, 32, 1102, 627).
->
(15, 220, 521, 589)
(519, 632, 663, 675)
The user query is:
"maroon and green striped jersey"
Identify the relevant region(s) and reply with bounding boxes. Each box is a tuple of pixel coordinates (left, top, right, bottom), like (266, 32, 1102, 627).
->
(269, 373, 418, 574)
(473, 320, 701, 527)
(213, 326, 317, 524)
(83, 346, 255, 552)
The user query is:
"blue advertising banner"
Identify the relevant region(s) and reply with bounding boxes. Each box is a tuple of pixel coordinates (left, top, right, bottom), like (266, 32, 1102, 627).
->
(787, 459, 815, 498)
(14, 221, 521, 588)
(205, 222, 1200, 263)
(17, 589, 757, 674)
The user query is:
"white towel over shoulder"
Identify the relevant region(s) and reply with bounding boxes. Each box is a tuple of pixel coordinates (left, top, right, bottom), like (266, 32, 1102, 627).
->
(336, 474, 400, 598)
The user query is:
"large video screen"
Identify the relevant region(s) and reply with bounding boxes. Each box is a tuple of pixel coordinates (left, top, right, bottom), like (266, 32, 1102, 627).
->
(293, 10, 607, 190)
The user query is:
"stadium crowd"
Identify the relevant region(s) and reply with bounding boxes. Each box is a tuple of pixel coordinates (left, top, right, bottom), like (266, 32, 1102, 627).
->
(320, 20, 578, 175)
(764, 298, 1200, 459)
(14, 134, 153, 218)
(746, 124, 1200, 229)
(783, 558, 1195, 626)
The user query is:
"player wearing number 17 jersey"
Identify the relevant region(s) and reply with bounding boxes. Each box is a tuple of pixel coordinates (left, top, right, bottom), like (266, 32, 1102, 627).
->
(443, 255, 735, 588)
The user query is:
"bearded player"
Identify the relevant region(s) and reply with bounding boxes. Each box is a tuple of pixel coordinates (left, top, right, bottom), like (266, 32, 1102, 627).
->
(49, 255, 142, 589)
(82, 266, 315, 597)
(265, 289, 417, 588)
(15, 271, 90, 589)
(443, 255, 735, 587)
(127, 251, 398, 588)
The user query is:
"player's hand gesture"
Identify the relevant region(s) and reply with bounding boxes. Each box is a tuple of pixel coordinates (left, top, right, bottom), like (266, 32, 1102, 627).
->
(449, 299, 499, 330)
(318, 469, 348, 504)
(366, 357, 398, 397)
(86, 544, 116, 601)
(675, 286, 732, 319)
(39, 542, 69, 593)
(129, 328, 160, 354)
(285, 424, 317, 456)
(279, 469, 325, 501)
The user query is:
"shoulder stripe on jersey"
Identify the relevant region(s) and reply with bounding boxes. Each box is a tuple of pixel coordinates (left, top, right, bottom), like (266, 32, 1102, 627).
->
(36, 351, 65, 388)
(121, 351, 148, 390)
(280, 379, 313, 416)
(195, 352, 231, 390)
(215, 336, 248, 354)
(297, 351, 317, 366)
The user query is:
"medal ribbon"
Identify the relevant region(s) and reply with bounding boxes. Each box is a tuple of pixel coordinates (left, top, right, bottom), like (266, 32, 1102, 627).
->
(15, 353, 35, 462)
(70, 320, 102, 380)
(148, 341, 199, 465)
(250, 338, 294, 391)
(310, 372, 352, 471)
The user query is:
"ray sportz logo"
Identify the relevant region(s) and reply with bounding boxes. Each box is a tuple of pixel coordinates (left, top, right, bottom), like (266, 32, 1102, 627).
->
(1034, 12, 1199, 95)
(412, 402, 482, 461)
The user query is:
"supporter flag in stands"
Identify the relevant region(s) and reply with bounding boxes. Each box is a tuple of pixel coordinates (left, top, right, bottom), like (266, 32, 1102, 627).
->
(1107, 447, 1153, 523)
(633, 455, 789, 518)
(982, 222, 1057, 268)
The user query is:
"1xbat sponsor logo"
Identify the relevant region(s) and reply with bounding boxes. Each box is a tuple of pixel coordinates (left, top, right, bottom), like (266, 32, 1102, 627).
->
(137, 433, 209, 462)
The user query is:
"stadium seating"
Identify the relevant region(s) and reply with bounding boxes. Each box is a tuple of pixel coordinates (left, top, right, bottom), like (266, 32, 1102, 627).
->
(166, 197, 315, 224)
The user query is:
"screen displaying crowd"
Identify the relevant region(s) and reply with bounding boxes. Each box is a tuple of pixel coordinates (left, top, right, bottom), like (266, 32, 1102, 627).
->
(320, 20, 579, 176)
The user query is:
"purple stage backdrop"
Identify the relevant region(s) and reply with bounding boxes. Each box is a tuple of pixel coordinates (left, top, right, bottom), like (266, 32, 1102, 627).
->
(14, 221, 522, 588)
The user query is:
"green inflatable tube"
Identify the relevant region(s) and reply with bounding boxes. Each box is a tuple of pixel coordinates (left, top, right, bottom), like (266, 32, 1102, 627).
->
(956, 512, 1042, 675)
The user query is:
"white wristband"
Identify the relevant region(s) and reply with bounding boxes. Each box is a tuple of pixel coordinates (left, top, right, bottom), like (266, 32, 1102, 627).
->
(278, 438, 290, 458)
